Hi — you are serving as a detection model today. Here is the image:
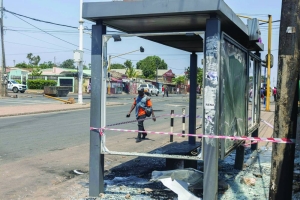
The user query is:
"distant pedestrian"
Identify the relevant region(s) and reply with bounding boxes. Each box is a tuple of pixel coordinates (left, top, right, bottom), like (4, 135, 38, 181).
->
(273, 87, 277, 101)
(165, 86, 169, 97)
(87, 82, 91, 94)
(177, 87, 179, 94)
(249, 88, 253, 102)
(125, 83, 129, 94)
(260, 88, 264, 102)
(263, 88, 266, 106)
(162, 86, 165, 97)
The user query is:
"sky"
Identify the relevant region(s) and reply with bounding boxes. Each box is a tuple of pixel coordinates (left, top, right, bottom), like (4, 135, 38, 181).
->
(3, 0, 281, 86)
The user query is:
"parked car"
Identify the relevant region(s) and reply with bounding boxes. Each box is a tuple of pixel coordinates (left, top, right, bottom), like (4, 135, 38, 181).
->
(7, 80, 27, 93)
(139, 83, 159, 96)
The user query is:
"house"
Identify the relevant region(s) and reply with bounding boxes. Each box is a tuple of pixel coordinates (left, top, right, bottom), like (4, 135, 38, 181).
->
(110, 68, 175, 83)
(6, 67, 29, 85)
(158, 69, 175, 83)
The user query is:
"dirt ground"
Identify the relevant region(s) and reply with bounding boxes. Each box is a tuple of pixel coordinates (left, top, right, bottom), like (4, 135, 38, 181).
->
(2, 106, 300, 199)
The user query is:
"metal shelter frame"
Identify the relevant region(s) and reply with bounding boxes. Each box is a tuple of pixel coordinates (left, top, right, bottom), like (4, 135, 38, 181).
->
(84, 0, 264, 199)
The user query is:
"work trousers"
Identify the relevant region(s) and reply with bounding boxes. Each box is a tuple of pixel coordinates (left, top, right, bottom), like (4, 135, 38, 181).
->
(137, 114, 147, 139)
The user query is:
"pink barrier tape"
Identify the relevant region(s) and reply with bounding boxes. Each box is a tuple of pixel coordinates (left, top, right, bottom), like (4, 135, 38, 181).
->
(243, 141, 258, 147)
(89, 127, 295, 144)
(261, 119, 274, 129)
(90, 127, 104, 136)
(105, 114, 202, 127)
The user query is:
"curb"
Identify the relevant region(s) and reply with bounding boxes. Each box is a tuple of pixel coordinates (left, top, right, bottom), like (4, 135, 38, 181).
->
(0, 103, 126, 118)
(0, 106, 90, 118)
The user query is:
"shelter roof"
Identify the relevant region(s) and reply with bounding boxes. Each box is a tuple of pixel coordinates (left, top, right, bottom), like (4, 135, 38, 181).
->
(83, 0, 262, 52)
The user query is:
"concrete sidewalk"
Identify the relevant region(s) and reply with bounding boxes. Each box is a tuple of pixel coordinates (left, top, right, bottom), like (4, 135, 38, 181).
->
(258, 103, 275, 147)
(0, 102, 125, 118)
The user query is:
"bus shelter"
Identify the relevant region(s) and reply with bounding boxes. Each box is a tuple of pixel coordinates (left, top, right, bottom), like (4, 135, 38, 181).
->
(83, 0, 263, 199)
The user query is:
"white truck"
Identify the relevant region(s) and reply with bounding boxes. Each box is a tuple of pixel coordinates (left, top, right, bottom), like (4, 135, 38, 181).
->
(7, 80, 27, 93)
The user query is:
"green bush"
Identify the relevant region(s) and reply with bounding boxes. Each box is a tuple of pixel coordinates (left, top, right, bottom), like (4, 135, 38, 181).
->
(27, 79, 57, 89)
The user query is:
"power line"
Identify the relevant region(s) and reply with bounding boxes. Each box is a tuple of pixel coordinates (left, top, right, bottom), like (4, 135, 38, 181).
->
(7, 11, 91, 51)
(4, 40, 71, 51)
(259, 20, 280, 25)
(5, 29, 78, 34)
(6, 50, 71, 56)
(237, 13, 268, 17)
(3, 8, 81, 30)
(6, 29, 93, 38)
(11, 29, 76, 50)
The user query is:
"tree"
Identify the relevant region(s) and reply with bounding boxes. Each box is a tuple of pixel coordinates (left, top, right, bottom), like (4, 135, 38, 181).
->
(136, 56, 167, 78)
(60, 59, 75, 69)
(126, 67, 139, 78)
(172, 75, 186, 85)
(39, 61, 55, 69)
(185, 67, 203, 86)
(197, 68, 203, 86)
(15, 62, 29, 69)
(122, 60, 139, 78)
(31, 68, 43, 76)
(110, 63, 125, 69)
(124, 60, 133, 69)
(83, 64, 88, 70)
(27, 53, 41, 66)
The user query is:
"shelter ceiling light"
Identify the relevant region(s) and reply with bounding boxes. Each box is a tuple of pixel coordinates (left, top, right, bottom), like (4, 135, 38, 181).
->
(112, 34, 121, 42)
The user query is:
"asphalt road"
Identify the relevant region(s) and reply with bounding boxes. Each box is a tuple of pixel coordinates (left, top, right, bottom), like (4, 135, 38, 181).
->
(0, 94, 203, 165)
(0, 92, 160, 106)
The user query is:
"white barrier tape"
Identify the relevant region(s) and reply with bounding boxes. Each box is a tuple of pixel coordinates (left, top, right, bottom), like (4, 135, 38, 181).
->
(261, 119, 274, 129)
(89, 127, 295, 144)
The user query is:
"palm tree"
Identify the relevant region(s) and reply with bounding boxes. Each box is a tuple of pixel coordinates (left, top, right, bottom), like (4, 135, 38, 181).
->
(27, 53, 33, 65)
(126, 67, 139, 78)
(123, 60, 139, 78)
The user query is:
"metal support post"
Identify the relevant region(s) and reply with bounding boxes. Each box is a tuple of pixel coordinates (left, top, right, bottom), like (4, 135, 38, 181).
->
(251, 129, 258, 150)
(203, 17, 221, 200)
(188, 52, 197, 145)
(170, 110, 174, 142)
(107, 55, 111, 95)
(89, 21, 106, 197)
(251, 52, 261, 151)
(182, 108, 185, 137)
(234, 144, 245, 170)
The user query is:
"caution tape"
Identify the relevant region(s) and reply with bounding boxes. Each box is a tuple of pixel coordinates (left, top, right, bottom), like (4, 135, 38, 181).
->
(261, 119, 274, 129)
(90, 127, 295, 144)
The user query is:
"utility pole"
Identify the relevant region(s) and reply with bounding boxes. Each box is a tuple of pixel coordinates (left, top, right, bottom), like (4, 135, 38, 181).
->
(265, 15, 272, 111)
(156, 59, 158, 83)
(77, 0, 84, 104)
(269, 0, 300, 199)
(0, 0, 7, 97)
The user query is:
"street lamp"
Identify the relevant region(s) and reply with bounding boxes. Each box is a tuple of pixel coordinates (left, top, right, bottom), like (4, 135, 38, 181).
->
(107, 46, 144, 94)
